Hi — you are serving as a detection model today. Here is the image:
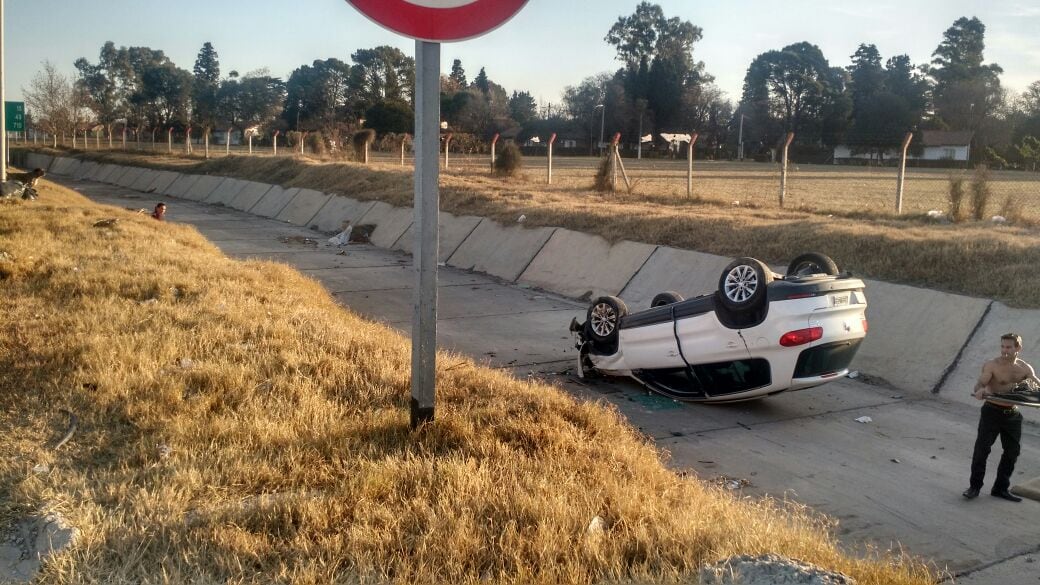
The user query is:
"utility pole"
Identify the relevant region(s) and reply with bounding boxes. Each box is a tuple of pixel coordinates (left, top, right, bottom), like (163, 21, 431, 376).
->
(0, 0, 6, 181)
(738, 114, 747, 161)
(594, 104, 605, 157)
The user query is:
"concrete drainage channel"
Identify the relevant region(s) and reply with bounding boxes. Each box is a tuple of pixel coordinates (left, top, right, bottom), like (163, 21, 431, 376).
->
(26, 152, 1040, 412)
(0, 510, 77, 583)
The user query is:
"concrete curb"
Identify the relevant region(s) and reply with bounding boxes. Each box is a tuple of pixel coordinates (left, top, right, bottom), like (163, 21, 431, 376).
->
(392, 212, 483, 262)
(354, 201, 414, 248)
(205, 178, 249, 206)
(274, 188, 332, 227)
(447, 219, 557, 282)
(227, 182, 274, 212)
(518, 229, 658, 300)
(146, 171, 181, 195)
(130, 169, 162, 192)
(181, 176, 225, 202)
(164, 174, 201, 198)
(309, 196, 377, 234)
(249, 186, 296, 218)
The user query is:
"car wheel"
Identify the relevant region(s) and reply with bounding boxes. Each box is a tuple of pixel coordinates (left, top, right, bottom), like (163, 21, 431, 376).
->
(718, 257, 773, 311)
(586, 296, 628, 344)
(651, 291, 684, 308)
(787, 252, 839, 277)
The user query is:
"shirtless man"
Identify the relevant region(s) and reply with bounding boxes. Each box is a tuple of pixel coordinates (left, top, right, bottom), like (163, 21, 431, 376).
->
(963, 333, 1040, 502)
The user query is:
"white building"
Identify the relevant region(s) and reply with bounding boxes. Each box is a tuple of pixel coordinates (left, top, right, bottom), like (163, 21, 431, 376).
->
(833, 130, 973, 164)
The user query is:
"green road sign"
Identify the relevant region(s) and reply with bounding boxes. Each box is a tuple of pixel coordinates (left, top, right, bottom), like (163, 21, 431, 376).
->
(5, 102, 25, 132)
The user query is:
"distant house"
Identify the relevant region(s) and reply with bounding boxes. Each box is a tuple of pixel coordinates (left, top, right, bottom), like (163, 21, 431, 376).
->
(833, 130, 973, 165)
(212, 128, 244, 146)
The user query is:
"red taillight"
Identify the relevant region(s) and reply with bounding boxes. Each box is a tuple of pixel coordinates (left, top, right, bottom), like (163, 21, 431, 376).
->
(780, 326, 823, 347)
(862, 318, 869, 333)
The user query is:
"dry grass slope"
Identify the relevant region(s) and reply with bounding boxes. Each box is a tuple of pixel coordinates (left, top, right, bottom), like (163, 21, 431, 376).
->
(45, 148, 1040, 308)
(0, 181, 937, 584)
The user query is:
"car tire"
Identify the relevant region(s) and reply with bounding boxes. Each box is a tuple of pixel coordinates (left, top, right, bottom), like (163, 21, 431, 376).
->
(718, 257, 773, 312)
(787, 252, 839, 277)
(651, 291, 684, 308)
(586, 295, 628, 345)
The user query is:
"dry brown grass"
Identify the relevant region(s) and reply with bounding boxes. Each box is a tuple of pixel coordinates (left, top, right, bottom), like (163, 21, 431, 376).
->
(0, 181, 937, 584)
(25, 147, 1040, 308)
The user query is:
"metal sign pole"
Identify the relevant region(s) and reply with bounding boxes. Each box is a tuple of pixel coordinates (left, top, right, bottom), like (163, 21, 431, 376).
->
(411, 39, 440, 428)
(1, 0, 6, 182)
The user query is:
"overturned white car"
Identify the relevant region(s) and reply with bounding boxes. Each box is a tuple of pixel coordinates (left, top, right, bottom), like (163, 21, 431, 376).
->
(570, 253, 868, 403)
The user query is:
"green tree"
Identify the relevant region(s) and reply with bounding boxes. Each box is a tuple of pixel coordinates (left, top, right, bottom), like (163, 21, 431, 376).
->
(74, 42, 127, 138)
(473, 67, 490, 96)
(192, 42, 221, 141)
(284, 59, 352, 132)
(508, 91, 537, 126)
(449, 59, 467, 87)
(349, 46, 415, 112)
(364, 100, 413, 134)
(24, 61, 79, 142)
(928, 17, 1003, 132)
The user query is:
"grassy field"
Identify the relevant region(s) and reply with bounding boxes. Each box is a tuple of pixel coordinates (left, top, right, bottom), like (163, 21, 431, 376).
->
(19, 147, 1040, 308)
(0, 180, 938, 583)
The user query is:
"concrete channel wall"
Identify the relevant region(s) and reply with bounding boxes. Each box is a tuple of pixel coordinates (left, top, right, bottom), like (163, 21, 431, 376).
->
(42, 155, 1040, 399)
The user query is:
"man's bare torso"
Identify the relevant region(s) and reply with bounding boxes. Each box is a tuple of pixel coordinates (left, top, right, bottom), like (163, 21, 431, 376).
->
(986, 358, 1033, 394)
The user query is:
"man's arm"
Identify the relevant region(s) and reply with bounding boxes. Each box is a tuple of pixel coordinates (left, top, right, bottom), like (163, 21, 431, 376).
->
(1025, 362, 1040, 387)
(974, 361, 994, 400)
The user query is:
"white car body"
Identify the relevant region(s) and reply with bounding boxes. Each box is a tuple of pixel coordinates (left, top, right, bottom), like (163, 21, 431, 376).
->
(581, 274, 868, 402)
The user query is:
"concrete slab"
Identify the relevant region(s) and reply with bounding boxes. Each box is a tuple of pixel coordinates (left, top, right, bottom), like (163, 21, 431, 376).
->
(25, 153, 53, 171)
(275, 188, 332, 227)
(955, 552, 1040, 585)
(48, 157, 80, 176)
(104, 166, 132, 185)
(937, 302, 1040, 407)
(204, 178, 249, 206)
(447, 219, 557, 282)
(518, 229, 657, 300)
(855, 281, 990, 394)
(74, 161, 98, 181)
(230, 247, 408, 270)
(249, 186, 297, 218)
(181, 175, 225, 202)
(1011, 476, 1040, 501)
(227, 181, 274, 212)
(114, 167, 145, 188)
(145, 171, 181, 194)
(393, 212, 483, 262)
(353, 202, 413, 248)
(313, 265, 495, 293)
(130, 169, 161, 192)
(659, 398, 1040, 574)
(309, 196, 377, 234)
(91, 164, 122, 183)
(163, 174, 201, 198)
(620, 246, 732, 307)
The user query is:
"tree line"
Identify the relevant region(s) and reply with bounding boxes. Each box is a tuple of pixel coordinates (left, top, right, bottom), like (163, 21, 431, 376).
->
(20, 2, 1040, 168)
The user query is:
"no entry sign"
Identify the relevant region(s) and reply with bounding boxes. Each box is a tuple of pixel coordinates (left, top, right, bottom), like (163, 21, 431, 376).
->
(346, 0, 528, 42)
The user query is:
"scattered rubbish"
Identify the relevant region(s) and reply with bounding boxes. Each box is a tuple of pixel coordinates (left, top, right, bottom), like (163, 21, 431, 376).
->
(586, 515, 605, 535)
(336, 250, 348, 256)
(854, 416, 873, 424)
(328, 226, 353, 247)
(170, 287, 182, 298)
(157, 444, 172, 459)
(92, 218, 118, 228)
(930, 455, 937, 459)
(731, 200, 740, 206)
(991, 215, 1007, 224)
(279, 236, 319, 247)
(517, 214, 526, 223)
(178, 358, 194, 370)
(701, 553, 855, 585)
(847, 370, 859, 379)
(890, 458, 901, 464)
(890, 395, 903, 400)
(712, 476, 752, 490)
(255, 380, 273, 392)
(140, 298, 158, 305)
(926, 210, 944, 218)
(32, 463, 49, 474)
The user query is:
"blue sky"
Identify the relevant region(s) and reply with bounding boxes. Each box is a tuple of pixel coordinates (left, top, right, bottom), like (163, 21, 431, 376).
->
(6, 0, 1039, 108)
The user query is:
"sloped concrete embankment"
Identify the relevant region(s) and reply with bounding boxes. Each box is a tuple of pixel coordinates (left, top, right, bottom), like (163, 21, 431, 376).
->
(33, 153, 1038, 399)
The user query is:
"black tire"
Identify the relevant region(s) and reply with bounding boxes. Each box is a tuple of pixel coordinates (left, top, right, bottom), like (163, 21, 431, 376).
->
(718, 257, 773, 312)
(586, 296, 628, 344)
(651, 291, 684, 308)
(786, 252, 839, 277)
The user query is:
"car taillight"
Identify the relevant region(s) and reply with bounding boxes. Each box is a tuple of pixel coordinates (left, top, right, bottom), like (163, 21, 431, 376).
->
(780, 327, 823, 347)
(862, 318, 869, 332)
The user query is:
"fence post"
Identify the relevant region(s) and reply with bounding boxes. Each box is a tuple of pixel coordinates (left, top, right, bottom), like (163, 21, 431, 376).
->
(547, 133, 557, 184)
(226, 128, 232, 155)
(167, 127, 173, 154)
(896, 132, 913, 214)
(490, 132, 499, 173)
(151, 127, 157, 151)
(779, 132, 795, 207)
(185, 127, 192, 154)
(687, 132, 699, 198)
(122, 126, 127, 150)
(610, 132, 622, 191)
(401, 135, 408, 165)
(204, 128, 210, 158)
(273, 130, 280, 156)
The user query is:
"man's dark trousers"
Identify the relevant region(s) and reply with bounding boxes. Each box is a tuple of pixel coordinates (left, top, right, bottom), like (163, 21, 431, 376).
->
(969, 402, 1023, 493)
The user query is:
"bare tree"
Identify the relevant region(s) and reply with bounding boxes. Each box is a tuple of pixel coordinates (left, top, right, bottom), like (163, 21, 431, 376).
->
(23, 61, 78, 145)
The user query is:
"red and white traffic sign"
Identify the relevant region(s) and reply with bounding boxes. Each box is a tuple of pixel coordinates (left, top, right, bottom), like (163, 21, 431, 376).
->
(346, 0, 528, 42)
